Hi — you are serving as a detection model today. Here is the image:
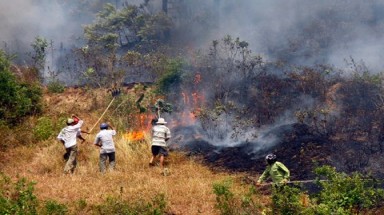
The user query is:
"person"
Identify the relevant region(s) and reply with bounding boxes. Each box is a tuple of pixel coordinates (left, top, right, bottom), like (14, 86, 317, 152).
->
(94, 122, 116, 173)
(57, 115, 84, 174)
(256, 153, 290, 186)
(149, 118, 171, 175)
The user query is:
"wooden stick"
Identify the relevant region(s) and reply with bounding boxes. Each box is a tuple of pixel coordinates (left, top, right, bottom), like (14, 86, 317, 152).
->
(88, 97, 116, 133)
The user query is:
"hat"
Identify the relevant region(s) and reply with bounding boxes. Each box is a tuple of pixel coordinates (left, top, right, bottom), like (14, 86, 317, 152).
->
(67, 118, 74, 124)
(100, 123, 108, 129)
(156, 118, 167, 124)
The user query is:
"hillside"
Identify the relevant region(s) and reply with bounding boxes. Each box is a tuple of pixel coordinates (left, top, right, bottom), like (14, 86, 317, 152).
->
(0, 87, 264, 215)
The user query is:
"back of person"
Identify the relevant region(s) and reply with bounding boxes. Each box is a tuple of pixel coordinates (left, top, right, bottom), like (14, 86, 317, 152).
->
(152, 124, 170, 147)
(95, 129, 116, 153)
(58, 120, 83, 148)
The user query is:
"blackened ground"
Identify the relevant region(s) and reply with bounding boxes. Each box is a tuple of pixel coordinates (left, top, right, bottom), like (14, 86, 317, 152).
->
(176, 123, 333, 180)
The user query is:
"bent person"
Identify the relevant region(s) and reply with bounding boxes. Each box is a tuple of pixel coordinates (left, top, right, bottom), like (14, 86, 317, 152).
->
(256, 153, 290, 186)
(57, 115, 84, 174)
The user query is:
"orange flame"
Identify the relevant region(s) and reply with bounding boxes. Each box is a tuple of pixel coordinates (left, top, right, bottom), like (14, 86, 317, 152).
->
(124, 131, 145, 141)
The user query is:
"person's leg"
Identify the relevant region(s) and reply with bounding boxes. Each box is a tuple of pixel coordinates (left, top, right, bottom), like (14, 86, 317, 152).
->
(64, 145, 78, 174)
(150, 146, 159, 166)
(108, 152, 115, 171)
(159, 155, 164, 169)
(99, 153, 107, 173)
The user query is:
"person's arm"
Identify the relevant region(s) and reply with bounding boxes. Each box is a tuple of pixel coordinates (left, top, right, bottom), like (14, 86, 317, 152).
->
(256, 166, 270, 185)
(94, 134, 102, 147)
(277, 162, 290, 180)
(81, 130, 90, 134)
(165, 127, 171, 141)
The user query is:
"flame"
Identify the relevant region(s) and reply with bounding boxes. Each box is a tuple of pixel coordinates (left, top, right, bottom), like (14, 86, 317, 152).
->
(176, 73, 206, 127)
(124, 131, 145, 141)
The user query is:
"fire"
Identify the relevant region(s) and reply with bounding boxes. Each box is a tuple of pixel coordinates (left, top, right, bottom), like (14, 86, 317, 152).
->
(175, 73, 205, 127)
(124, 130, 145, 141)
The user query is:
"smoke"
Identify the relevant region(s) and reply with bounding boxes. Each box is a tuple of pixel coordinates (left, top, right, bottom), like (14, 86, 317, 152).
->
(176, 0, 384, 72)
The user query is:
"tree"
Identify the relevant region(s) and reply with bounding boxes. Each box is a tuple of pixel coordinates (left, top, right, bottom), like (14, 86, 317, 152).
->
(0, 50, 42, 126)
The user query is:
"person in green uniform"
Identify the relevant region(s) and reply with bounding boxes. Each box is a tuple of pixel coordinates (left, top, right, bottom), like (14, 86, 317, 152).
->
(256, 153, 290, 186)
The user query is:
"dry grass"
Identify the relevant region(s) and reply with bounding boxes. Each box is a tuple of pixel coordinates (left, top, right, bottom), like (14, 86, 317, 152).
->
(0, 87, 267, 214)
(1, 134, 260, 215)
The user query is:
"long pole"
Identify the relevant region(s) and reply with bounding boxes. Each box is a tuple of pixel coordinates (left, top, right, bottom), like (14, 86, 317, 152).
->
(88, 97, 116, 133)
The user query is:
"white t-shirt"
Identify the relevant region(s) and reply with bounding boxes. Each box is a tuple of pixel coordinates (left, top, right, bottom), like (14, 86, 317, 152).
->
(151, 125, 171, 147)
(57, 120, 84, 148)
(94, 130, 116, 153)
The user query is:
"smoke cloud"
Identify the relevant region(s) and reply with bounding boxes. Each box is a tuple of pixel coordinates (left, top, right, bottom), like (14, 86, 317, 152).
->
(177, 0, 384, 72)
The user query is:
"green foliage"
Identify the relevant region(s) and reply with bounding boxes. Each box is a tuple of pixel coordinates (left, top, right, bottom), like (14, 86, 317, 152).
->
(213, 180, 263, 215)
(307, 166, 384, 214)
(42, 200, 68, 215)
(156, 59, 183, 94)
(30, 36, 48, 77)
(213, 180, 236, 215)
(0, 174, 38, 215)
(94, 194, 167, 215)
(47, 80, 65, 93)
(84, 3, 172, 52)
(0, 50, 43, 126)
(152, 99, 173, 118)
(270, 185, 306, 215)
(33, 117, 54, 141)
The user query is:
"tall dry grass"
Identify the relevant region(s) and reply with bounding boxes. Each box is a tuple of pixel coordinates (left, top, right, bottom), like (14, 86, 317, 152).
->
(0, 88, 267, 214)
(1, 132, 259, 214)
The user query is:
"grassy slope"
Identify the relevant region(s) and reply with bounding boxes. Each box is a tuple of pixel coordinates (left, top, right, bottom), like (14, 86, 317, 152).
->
(0, 88, 266, 215)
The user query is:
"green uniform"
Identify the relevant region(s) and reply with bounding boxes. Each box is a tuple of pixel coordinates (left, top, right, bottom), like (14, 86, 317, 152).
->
(257, 161, 290, 184)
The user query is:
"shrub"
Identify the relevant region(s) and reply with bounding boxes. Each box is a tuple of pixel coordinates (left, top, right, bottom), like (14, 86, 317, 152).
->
(156, 59, 183, 94)
(0, 174, 38, 215)
(47, 81, 65, 93)
(308, 166, 384, 214)
(0, 50, 43, 126)
(213, 180, 236, 215)
(42, 200, 68, 215)
(213, 180, 263, 215)
(270, 185, 306, 215)
(34, 117, 54, 141)
(94, 193, 167, 215)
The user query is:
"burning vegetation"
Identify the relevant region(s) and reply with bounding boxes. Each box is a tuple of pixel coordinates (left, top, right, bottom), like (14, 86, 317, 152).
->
(2, 0, 384, 214)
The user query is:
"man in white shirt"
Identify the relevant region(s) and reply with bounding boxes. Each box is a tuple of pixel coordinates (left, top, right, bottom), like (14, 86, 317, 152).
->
(94, 123, 116, 173)
(57, 115, 84, 174)
(149, 118, 171, 174)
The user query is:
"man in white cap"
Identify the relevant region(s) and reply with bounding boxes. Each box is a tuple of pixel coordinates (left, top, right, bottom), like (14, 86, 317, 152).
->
(149, 117, 171, 175)
(57, 115, 84, 174)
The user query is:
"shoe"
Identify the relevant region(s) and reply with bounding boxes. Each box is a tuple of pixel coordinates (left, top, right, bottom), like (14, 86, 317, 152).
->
(149, 162, 155, 167)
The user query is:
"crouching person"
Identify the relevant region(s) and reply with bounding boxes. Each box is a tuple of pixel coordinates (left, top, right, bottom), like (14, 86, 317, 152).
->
(94, 123, 116, 173)
(256, 153, 290, 187)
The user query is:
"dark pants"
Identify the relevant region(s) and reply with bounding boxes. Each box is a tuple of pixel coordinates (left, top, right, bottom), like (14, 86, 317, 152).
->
(99, 152, 115, 173)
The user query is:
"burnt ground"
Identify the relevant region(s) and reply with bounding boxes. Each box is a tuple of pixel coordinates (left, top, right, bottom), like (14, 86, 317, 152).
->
(173, 123, 335, 180)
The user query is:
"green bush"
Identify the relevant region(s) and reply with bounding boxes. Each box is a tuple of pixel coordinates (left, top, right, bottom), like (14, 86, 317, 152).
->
(307, 166, 384, 214)
(34, 117, 54, 141)
(47, 81, 65, 93)
(0, 174, 38, 215)
(0, 50, 43, 126)
(94, 194, 167, 215)
(42, 200, 68, 215)
(213, 180, 264, 215)
(213, 180, 236, 215)
(270, 185, 306, 215)
(156, 59, 183, 94)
